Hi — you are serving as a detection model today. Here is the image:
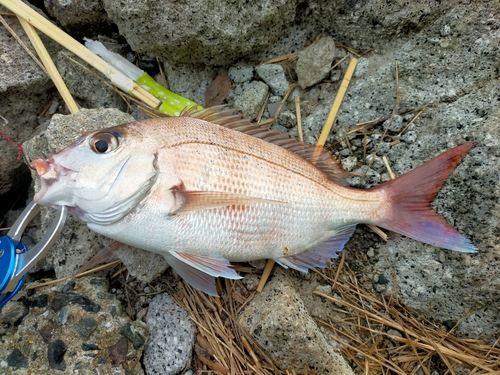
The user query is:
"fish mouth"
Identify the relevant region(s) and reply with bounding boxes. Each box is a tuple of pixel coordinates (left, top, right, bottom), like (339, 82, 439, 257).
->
(31, 157, 76, 206)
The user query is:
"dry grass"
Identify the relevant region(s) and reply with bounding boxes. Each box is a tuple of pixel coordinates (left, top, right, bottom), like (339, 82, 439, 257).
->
(313, 265, 500, 374)
(160, 262, 500, 375)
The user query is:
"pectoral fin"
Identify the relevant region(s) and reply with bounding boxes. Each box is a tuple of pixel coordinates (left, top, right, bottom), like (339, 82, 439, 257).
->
(275, 225, 356, 272)
(173, 190, 282, 213)
(164, 251, 242, 296)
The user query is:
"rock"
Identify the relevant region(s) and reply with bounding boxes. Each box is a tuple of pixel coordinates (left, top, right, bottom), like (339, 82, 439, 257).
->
(51, 293, 101, 314)
(120, 322, 146, 350)
(144, 293, 195, 375)
(333, 2, 500, 341)
(239, 271, 353, 374)
(228, 65, 254, 83)
(296, 37, 336, 89)
(47, 340, 67, 371)
(108, 336, 128, 367)
(116, 245, 169, 283)
(233, 81, 269, 118)
(0, 276, 147, 374)
(0, 301, 27, 325)
(354, 57, 370, 77)
(75, 318, 98, 340)
(0, 13, 55, 216)
(255, 64, 290, 96)
(278, 111, 297, 128)
(55, 51, 126, 111)
(102, 0, 297, 65)
(43, 0, 116, 39)
(163, 61, 218, 106)
(7, 348, 28, 369)
(383, 115, 404, 132)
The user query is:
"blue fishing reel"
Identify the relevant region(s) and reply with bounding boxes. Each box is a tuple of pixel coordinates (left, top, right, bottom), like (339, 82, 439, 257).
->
(0, 201, 67, 308)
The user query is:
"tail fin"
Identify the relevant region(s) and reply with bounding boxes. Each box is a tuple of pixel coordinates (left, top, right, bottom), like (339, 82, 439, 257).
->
(371, 143, 476, 252)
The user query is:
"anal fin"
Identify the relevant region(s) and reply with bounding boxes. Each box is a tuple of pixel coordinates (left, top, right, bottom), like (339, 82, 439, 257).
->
(164, 251, 241, 296)
(275, 225, 356, 272)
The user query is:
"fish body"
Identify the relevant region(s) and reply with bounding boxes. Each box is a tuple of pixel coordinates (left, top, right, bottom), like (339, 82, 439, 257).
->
(33, 109, 476, 295)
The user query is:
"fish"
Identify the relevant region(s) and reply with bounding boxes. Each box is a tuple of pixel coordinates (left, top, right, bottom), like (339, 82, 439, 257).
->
(31, 107, 476, 296)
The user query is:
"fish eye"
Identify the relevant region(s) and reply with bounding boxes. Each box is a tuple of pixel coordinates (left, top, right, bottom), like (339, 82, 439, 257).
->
(89, 132, 120, 154)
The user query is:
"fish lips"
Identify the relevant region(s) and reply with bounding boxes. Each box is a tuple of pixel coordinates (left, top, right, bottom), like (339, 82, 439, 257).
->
(32, 157, 78, 208)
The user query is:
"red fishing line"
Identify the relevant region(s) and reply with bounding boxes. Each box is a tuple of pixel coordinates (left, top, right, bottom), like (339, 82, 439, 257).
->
(0, 131, 23, 160)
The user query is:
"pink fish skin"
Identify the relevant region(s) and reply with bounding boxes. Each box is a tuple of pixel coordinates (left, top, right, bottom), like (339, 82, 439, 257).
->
(31, 110, 475, 295)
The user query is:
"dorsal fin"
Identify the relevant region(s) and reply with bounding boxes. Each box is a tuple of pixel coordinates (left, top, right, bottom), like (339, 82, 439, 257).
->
(181, 106, 351, 186)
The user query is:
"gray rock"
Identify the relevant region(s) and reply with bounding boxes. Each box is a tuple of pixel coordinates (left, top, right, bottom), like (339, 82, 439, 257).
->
(0, 14, 55, 209)
(255, 64, 290, 96)
(330, 69, 342, 82)
(120, 322, 146, 350)
(144, 293, 195, 375)
(75, 318, 98, 340)
(239, 271, 353, 374)
(55, 51, 126, 111)
(102, 0, 297, 65)
(163, 61, 218, 107)
(440, 24, 451, 37)
(0, 301, 27, 324)
(383, 115, 404, 132)
(47, 340, 67, 371)
(233, 81, 269, 118)
(43, 0, 115, 39)
(7, 348, 28, 369)
(278, 111, 297, 128)
(116, 245, 169, 283)
(229, 65, 254, 83)
(296, 36, 336, 89)
(0, 276, 147, 374)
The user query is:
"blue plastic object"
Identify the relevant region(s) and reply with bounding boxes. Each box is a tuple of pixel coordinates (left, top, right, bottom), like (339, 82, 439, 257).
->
(0, 236, 28, 308)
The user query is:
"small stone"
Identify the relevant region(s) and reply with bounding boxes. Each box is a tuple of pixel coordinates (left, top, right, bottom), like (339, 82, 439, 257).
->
(440, 24, 451, 36)
(47, 340, 66, 371)
(120, 323, 145, 350)
(330, 70, 342, 82)
(377, 274, 389, 284)
(51, 294, 100, 313)
(367, 248, 375, 258)
(255, 64, 289, 96)
(109, 336, 128, 367)
(341, 156, 358, 172)
(383, 115, 404, 132)
(234, 81, 269, 118)
(402, 130, 417, 144)
(271, 124, 288, 134)
(0, 301, 27, 324)
(7, 349, 28, 369)
(81, 343, 99, 351)
(315, 284, 332, 295)
(278, 111, 296, 128)
(61, 280, 76, 293)
(75, 318, 98, 340)
(296, 36, 336, 89)
(58, 305, 70, 325)
(228, 65, 254, 83)
(145, 293, 195, 375)
(20, 294, 48, 308)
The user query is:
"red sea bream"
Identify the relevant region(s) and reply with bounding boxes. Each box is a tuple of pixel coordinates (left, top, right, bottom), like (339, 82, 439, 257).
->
(32, 108, 476, 295)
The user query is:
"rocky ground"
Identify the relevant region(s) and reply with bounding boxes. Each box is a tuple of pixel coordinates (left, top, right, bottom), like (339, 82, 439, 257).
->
(0, 0, 499, 374)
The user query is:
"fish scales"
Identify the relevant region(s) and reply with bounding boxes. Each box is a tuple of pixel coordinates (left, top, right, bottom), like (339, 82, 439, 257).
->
(98, 118, 377, 261)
